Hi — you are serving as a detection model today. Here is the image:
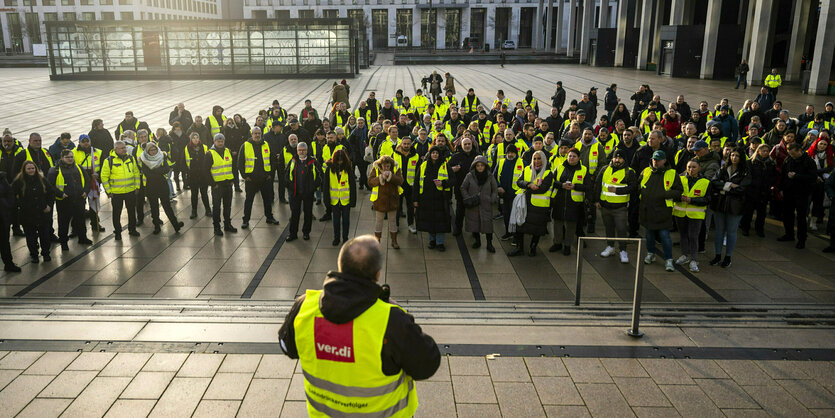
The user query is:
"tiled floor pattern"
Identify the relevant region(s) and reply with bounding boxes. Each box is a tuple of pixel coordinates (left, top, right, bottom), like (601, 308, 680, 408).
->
(0, 65, 834, 302)
(0, 350, 833, 417)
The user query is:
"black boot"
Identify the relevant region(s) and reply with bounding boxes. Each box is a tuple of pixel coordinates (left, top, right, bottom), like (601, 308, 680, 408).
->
(173, 220, 184, 233)
(190, 209, 198, 219)
(720, 256, 732, 268)
(486, 234, 495, 253)
(709, 254, 722, 265)
(471, 233, 481, 249)
(153, 223, 161, 234)
(508, 235, 524, 257)
(529, 240, 538, 257)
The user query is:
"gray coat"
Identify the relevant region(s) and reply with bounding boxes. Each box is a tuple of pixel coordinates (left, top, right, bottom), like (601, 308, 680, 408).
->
(460, 158, 498, 234)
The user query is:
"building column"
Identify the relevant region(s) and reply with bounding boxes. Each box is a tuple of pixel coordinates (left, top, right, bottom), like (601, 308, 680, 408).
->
(785, 0, 811, 82)
(636, 0, 652, 69)
(699, 0, 722, 79)
(545, 0, 555, 52)
(0, 13, 11, 55)
(599, 0, 610, 27)
(669, 0, 685, 24)
(510, 6, 521, 45)
(461, 7, 471, 45)
(650, 0, 664, 65)
(741, 0, 755, 58)
(579, 0, 595, 63)
(436, 8, 446, 50)
(485, 5, 496, 49)
(615, 0, 628, 66)
(809, 0, 835, 95)
(387, 8, 396, 47)
(567, 0, 577, 56)
(556, 0, 565, 53)
(747, 0, 773, 86)
(412, 8, 421, 47)
(534, 0, 544, 49)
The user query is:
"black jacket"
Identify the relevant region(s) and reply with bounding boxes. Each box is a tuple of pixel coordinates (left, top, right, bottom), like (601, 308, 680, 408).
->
(448, 150, 477, 190)
(237, 140, 274, 182)
(745, 156, 777, 201)
(285, 156, 321, 197)
(676, 101, 692, 122)
(47, 163, 91, 200)
(551, 87, 566, 111)
(631, 144, 674, 173)
(113, 119, 151, 142)
(604, 88, 618, 112)
(169, 107, 193, 132)
(185, 143, 210, 187)
(710, 165, 751, 215)
(88, 128, 114, 157)
(781, 153, 817, 197)
(12, 174, 53, 225)
(140, 159, 173, 198)
(278, 271, 440, 380)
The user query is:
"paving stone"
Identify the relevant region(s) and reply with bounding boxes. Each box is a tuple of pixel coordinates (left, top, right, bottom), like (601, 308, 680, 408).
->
(22, 352, 79, 375)
(425, 356, 450, 382)
(494, 381, 546, 417)
(525, 357, 569, 377)
(755, 360, 812, 380)
(543, 405, 592, 417)
(694, 378, 759, 409)
(38, 370, 98, 398)
(149, 377, 212, 417)
(600, 358, 649, 378)
(253, 354, 296, 379)
(0, 351, 44, 370)
(218, 354, 262, 373)
(613, 377, 670, 407)
(177, 353, 225, 377)
(142, 353, 189, 372)
(120, 371, 176, 399)
(237, 378, 290, 417)
(285, 373, 305, 401)
(99, 352, 152, 377)
(414, 381, 455, 418)
(563, 358, 613, 383)
(659, 385, 724, 418)
(639, 358, 694, 385)
(452, 375, 497, 404)
(632, 406, 681, 417)
(61, 376, 132, 418)
(0, 369, 21, 391)
(192, 400, 241, 418)
(203, 372, 254, 400)
(16, 398, 72, 418)
(0, 375, 55, 418)
(66, 352, 116, 371)
(487, 357, 531, 382)
(104, 399, 157, 418)
(455, 403, 502, 418)
(720, 409, 771, 417)
(279, 400, 308, 417)
(778, 379, 835, 409)
(811, 409, 835, 417)
(715, 360, 775, 386)
(448, 356, 489, 376)
(575, 383, 635, 417)
(676, 359, 729, 379)
(785, 361, 835, 392)
(532, 376, 584, 406)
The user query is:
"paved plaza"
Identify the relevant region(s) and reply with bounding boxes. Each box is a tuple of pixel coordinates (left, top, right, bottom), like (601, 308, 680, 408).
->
(0, 63, 834, 416)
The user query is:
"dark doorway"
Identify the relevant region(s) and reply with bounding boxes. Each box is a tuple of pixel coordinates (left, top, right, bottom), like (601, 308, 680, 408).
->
(372, 9, 388, 49)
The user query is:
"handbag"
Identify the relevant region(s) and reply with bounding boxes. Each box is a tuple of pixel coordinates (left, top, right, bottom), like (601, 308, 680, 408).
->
(462, 193, 480, 208)
(363, 145, 375, 163)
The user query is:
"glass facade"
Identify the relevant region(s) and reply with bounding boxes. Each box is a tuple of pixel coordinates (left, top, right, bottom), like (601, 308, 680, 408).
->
(395, 8, 411, 45)
(444, 8, 460, 49)
(47, 19, 358, 80)
(420, 8, 435, 49)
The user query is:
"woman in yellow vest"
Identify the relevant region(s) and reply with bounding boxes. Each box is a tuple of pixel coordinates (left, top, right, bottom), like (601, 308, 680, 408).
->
(548, 148, 588, 256)
(508, 150, 554, 257)
(368, 155, 404, 248)
(323, 149, 356, 246)
(414, 147, 451, 251)
(673, 159, 711, 273)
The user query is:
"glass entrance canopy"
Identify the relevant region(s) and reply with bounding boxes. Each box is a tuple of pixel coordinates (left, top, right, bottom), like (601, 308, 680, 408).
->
(46, 18, 358, 80)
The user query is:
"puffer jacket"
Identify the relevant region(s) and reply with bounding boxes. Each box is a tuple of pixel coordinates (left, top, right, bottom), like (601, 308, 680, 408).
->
(367, 156, 403, 212)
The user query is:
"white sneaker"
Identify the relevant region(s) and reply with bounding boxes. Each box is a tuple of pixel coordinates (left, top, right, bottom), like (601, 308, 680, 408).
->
(619, 251, 629, 264)
(689, 260, 699, 272)
(665, 259, 675, 272)
(600, 246, 616, 258)
(810, 219, 818, 231)
(675, 255, 690, 265)
(644, 253, 656, 264)
(408, 224, 417, 234)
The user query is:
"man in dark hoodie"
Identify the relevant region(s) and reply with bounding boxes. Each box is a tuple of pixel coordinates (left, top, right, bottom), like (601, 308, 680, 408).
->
(168, 102, 193, 132)
(48, 132, 75, 163)
(279, 235, 440, 417)
(778, 143, 817, 249)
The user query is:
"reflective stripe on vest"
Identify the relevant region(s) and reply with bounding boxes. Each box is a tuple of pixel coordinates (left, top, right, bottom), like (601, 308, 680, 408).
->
(518, 166, 550, 207)
(54, 164, 85, 200)
(294, 289, 418, 418)
(208, 115, 227, 137)
(243, 141, 271, 174)
(103, 155, 138, 194)
(72, 148, 101, 172)
(463, 96, 479, 113)
(118, 120, 140, 138)
(555, 164, 587, 202)
(369, 166, 404, 202)
(25, 148, 53, 170)
(575, 141, 601, 174)
(600, 166, 630, 204)
(640, 167, 676, 208)
(672, 176, 709, 219)
(329, 170, 350, 205)
(209, 148, 233, 182)
(499, 158, 525, 192)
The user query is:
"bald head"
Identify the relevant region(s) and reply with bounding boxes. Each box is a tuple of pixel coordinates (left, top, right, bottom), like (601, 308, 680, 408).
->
(338, 235, 383, 281)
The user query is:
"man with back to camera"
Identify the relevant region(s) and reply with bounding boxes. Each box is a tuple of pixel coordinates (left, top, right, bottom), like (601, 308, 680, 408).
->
(279, 235, 440, 417)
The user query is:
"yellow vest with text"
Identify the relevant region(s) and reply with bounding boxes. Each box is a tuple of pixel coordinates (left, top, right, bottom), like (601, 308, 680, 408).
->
(209, 147, 233, 182)
(243, 141, 271, 173)
(600, 166, 630, 204)
(498, 157, 525, 192)
(553, 164, 587, 202)
(574, 140, 605, 175)
(672, 176, 709, 219)
(517, 166, 551, 207)
(640, 167, 676, 207)
(417, 161, 449, 195)
(25, 148, 53, 169)
(329, 170, 350, 205)
(54, 164, 85, 201)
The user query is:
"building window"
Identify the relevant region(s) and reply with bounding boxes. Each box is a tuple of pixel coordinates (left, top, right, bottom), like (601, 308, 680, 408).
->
(80, 0, 94, 4)
(518, 7, 535, 48)
(44, 13, 59, 22)
(276, 9, 290, 19)
(61, 0, 76, 4)
(119, 0, 132, 4)
(42, 0, 56, 5)
(323, 9, 338, 18)
(371, 9, 387, 49)
(445, 8, 460, 49)
(395, 9, 411, 45)
(121, 11, 135, 20)
(252, 9, 267, 19)
(494, 7, 510, 48)
(101, 11, 115, 20)
(7, 13, 23, 53)
(3, 0, 17, 5)
(101, 0, 113, 4)
(299, 9, 314, 18)
(25, 13, 41, 44)
(420, 8, 436, 48)
(83, 12, 96, 20)
(470, 8, 485, 46)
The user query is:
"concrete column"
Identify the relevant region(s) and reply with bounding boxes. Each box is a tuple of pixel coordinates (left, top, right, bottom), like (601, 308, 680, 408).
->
(651, 0, 664, 65)
(615, 0, 628, 66)
(510, 6, 521, 45)
(387, 8, 396, 47)
(534, 0, 545, 49)
(699, 0, 722, 79)
(747, 0, 773, 86)
(461, 7, 471, 45)
(669, 0, 685, 24)
(599, 0, 610, 28)
(0, 14, 11, 55)
(436, 8, 446, 50)
(636, 0, 652, 69)
(785, 0, 811, 82)
(412, 8, 421, 47)
(545, 0, 555, 52)
(809, 0, 835, 95)
(485, 5, 496, 50)
(567, 0, 577, 56)
(556, 0, 565, 53)
(741, 0, 755, 58)
(579, 0, 595, 63)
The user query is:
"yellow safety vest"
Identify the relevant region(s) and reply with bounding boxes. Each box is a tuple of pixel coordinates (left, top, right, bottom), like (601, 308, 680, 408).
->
(184, 144, 208, 169)
(765, 74, 782, 88)
(294, 289, 418, 418)
(442, 96, 458, 108)
(329, 170, 350, 206)
(369, 166, 404, 201)
(640, 167, 676, 207)
(517, 166, 551, 207)
(101, 155, 139, 194)
(807, 121, 831, 132)
(493, 97, 511, 109)
(283, 147, 295, 167)
(480, 120, 494, 140)
(117, 120, 140, 138)
(599, 137, 620, 156)
(702, 134, 728, 148)
(411, 95, 429, 115)
(549, 152, 567, 168)
(288, 158, 319, 182)
(672, 176, 709, 219)
(396, 152, 420, 186)
(600, 166, 630, 204)
(207, 114, 227, 137)
(54, 164, 85, 200)
(72, 148, 102, 173)
(574, 140, 604, 174)
(354, 108, 372, 123)
(417, 161, 449, 195)
(522, 97, 538, 111)
(209, 147, 233, 182)
(462, 95, 479, 113)
(318, 143, 344, 163)
(378, 139, 398, 159)
(498, 157, 525, 192)
(243, 141, 271, 174)
(25, 148, 53, 169)
(553, 164, 587, 202)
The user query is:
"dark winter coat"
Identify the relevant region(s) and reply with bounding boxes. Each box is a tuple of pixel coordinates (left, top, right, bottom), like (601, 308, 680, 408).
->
(516, 166, 554, 236)
(710, 164, 751, 216)
(12, 174, 53, 226)
(285, 156, 322, 198)
(460, 157, 497, 234)
(638, 167, 683, 230)
(551, 161, 587, 222)
(781, 153, 817, 197)
(168, 130, 189, 169)
(88, 128, 114, 157)
(745, 156, 777, 202)
(413, 158, 451, 233)
(604, 88, 618, 112)
(169, 107, 193, 132)
(141, 159, 173, 199)
(185, 143, 210, 187)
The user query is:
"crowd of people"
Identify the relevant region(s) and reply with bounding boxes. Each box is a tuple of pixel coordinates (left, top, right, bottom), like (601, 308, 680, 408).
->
(1, 69, 833, 275)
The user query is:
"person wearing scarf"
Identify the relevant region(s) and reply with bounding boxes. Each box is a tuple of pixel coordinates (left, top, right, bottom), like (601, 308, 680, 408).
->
(548, 148, 588, 256)
(807, 136, 834, 232)
(140, 142, 183, 234)
(413, 146, 451, 251)
(461, 155, 498, 253)
(508, 150, 554, 257)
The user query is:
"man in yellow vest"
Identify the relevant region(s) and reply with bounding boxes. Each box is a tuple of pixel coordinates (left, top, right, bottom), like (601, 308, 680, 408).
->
(764, 68, 782, 97)
(575, 128, 608, 234)
(593, 149, 637, 264)
(47, 150, 92, 251)
(237, 127, 280, 229)
(279, 235, 440, 417)
(113, 111, 150, 141)
(205, 133, 237, 236)
(101, 141, 141, 241)
(638, 149, 683, 272)
(205, 105, 227, 138)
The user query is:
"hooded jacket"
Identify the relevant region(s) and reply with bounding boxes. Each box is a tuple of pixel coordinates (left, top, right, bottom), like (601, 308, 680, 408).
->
(278, 271, 440, 379)
(367, 156, 403, 213)
(48, 137, 75, 163)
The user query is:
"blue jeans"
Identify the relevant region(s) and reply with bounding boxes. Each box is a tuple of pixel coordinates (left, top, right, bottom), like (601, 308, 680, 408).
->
(645, 228, 672, 260)
(429, 232, 446, 245)
(713, 212, 742, 256)
(735, 74, 747, 89)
